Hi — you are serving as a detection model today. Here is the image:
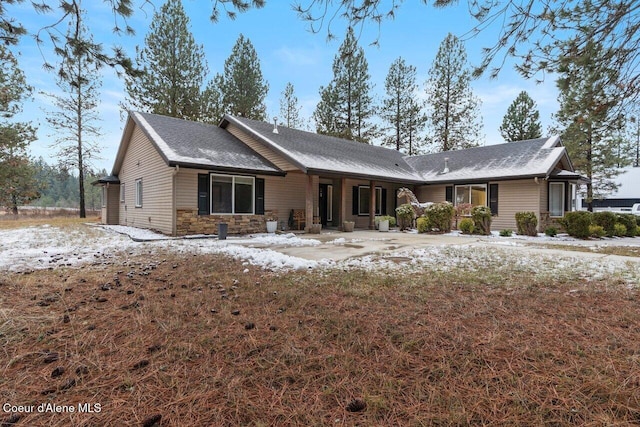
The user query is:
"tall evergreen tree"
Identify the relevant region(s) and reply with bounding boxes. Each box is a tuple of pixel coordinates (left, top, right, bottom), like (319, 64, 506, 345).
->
(0, 44, 40, 214)
(44, 14, 102, 218)
(500, 91, 542, 142)
(381, 57, 425, 154)
(279, 82, 304, 129)
(555, 39, 626, 210)
(124, 0, 207, 120)
(216, 34, 269, 120)
(313, 27, 377, 143)
(425, 33, 483, 152)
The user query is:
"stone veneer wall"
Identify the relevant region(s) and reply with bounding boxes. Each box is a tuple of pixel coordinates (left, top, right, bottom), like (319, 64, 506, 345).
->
(176, 209, 277, 236)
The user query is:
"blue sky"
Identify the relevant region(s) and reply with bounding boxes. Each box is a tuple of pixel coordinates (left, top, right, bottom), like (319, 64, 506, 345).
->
(10, 1, 560, 173)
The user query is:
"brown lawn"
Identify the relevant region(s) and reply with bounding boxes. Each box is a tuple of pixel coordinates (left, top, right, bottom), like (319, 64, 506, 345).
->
(1, 246, 640, 426)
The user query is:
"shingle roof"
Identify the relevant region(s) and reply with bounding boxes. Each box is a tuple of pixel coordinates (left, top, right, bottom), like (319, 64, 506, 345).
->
(115, 112, 575, 184)
(222, 115, 424, 183)
(405, 137, 570, 183)
(129, 112, 283, 175)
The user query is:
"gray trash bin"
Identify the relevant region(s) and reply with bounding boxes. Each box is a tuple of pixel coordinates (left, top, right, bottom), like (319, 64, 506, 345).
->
(218, 223, 228, 240)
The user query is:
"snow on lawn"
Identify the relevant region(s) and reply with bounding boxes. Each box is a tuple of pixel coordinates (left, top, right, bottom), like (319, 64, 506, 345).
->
(1, 224, 638, 284)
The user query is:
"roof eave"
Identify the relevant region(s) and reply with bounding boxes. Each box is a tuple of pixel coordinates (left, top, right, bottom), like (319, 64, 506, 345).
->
(167, 160, 286, 177)
(306, 167, 424, 184)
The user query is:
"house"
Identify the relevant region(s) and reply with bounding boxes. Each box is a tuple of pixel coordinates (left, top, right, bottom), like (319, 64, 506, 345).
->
(96, 111, 585, 235)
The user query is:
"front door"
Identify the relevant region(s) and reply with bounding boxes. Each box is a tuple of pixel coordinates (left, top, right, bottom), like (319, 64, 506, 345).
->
(319, 184, 333, 226)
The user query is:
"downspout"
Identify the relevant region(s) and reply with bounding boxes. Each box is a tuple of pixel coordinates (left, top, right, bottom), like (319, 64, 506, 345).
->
(172, 165, 179, 236)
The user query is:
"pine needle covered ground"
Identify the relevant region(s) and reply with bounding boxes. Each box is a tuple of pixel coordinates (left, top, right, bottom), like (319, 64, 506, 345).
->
(2, 240, 640, 425)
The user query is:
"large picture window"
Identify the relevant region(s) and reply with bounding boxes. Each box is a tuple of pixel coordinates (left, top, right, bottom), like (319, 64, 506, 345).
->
(455, 184, 487, 206)
(549, 182, 565, 217)
(210, 174, 255, 214)
(358, 186, 382, 216)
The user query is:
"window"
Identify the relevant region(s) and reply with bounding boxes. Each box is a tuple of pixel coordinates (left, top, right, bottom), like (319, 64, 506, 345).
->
(549, 182, 565, 217)
(120, 183, 125, 203)
(210, 174, 255, 214)
(358, 186, 382, 216)
(101, 187, 106, 208)
(455, 184, 487, 206)
(135, 179, 143, 207)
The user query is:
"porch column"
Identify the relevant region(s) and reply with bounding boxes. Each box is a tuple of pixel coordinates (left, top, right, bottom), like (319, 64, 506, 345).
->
(369, 180, 376, 229)
(340, 178, 347, 230)
(305, 174, 314, 232)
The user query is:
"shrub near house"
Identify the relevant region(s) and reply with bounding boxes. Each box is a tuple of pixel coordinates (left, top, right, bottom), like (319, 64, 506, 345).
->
(421, 202, 455, 233)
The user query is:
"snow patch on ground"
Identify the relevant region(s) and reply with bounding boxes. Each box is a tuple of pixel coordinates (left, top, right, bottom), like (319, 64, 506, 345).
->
(1, 224, 639, 285)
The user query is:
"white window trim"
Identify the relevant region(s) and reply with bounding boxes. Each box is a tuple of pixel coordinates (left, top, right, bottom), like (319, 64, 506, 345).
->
(120, 183, 125, 203)
(454, 184, 487, 206)
(549, 182, 565, 218)
(358, 186, 382, 216)
(135, 179, 143, 208)
(210, 174, 255, 215)
(101, 187, 106, 208)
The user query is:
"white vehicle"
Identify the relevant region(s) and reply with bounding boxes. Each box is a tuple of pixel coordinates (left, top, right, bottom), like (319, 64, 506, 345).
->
(632, 203, 640, 216)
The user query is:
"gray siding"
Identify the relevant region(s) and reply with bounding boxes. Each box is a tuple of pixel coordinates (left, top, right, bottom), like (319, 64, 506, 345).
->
(118, 125, 174, 234)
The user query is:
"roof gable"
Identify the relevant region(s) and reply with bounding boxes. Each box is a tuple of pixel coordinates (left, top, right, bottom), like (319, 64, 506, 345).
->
(112, 112, 283, 176)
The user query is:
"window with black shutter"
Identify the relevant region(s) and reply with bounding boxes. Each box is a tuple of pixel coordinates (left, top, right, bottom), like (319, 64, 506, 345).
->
(489, 183, 499, 216)
(198, 174, 209, 215)
(255, 178, 265, 215)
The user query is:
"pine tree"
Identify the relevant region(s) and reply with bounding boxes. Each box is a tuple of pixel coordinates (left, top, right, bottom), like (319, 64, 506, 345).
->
(216, 34, 269, 120)
(44, 14, 102, 218)
(425, 33, 483, 152)
(313, 27, 377, 143)
(279, 82, 304, 129)
(123, 0, 207, 120)
(554, 39, 626, 210)
(0, 45, 40, 214)
(381, 57, 425, 154)
(500, 91, 542, 142)
(200, 76, 225, 124)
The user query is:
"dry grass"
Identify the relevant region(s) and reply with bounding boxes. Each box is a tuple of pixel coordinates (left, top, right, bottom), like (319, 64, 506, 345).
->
(0, 213, 100, 230)
(533, 243, 640, 258)
(1, 251, 640, 426)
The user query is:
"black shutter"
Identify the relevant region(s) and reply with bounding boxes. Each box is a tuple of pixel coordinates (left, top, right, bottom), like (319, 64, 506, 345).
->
(445, 186, 453, 203)
(255, 178, 265, 215)
(198, 174, 210, 215)
(564, 182, 570, 214)
(381, 188, 387, 215)
(352, 186, 359, 215)
(489, 183, 499, 216)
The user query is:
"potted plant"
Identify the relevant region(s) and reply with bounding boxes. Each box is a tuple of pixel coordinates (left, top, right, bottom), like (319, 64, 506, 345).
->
(265, 215, 278, 233)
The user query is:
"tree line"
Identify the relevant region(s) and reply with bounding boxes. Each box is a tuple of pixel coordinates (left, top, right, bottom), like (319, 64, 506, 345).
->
(1, 0, 639, 214)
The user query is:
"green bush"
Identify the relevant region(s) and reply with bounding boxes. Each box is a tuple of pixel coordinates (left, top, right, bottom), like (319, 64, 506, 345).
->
(515, 211, 538, 236)
(592, 211, 617, 237)
(471, 205, 492, 235)
(589, 224, 606, 238)
(375, 215, 397, 228)
(616, 214, 637, 237)
(614, 223, 627, 237)
(499, 229, 513, 237)
(395, 204, 414, 230)
(459, 218, 475, 234)
(544, 227, 558, 237)
(423, 202, 455, 233)
(416, 217, 430, 233)
(561, 211, 592, 239)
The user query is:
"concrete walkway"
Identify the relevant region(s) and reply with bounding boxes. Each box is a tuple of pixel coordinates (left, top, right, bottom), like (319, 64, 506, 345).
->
(270, 229, 640, 265)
